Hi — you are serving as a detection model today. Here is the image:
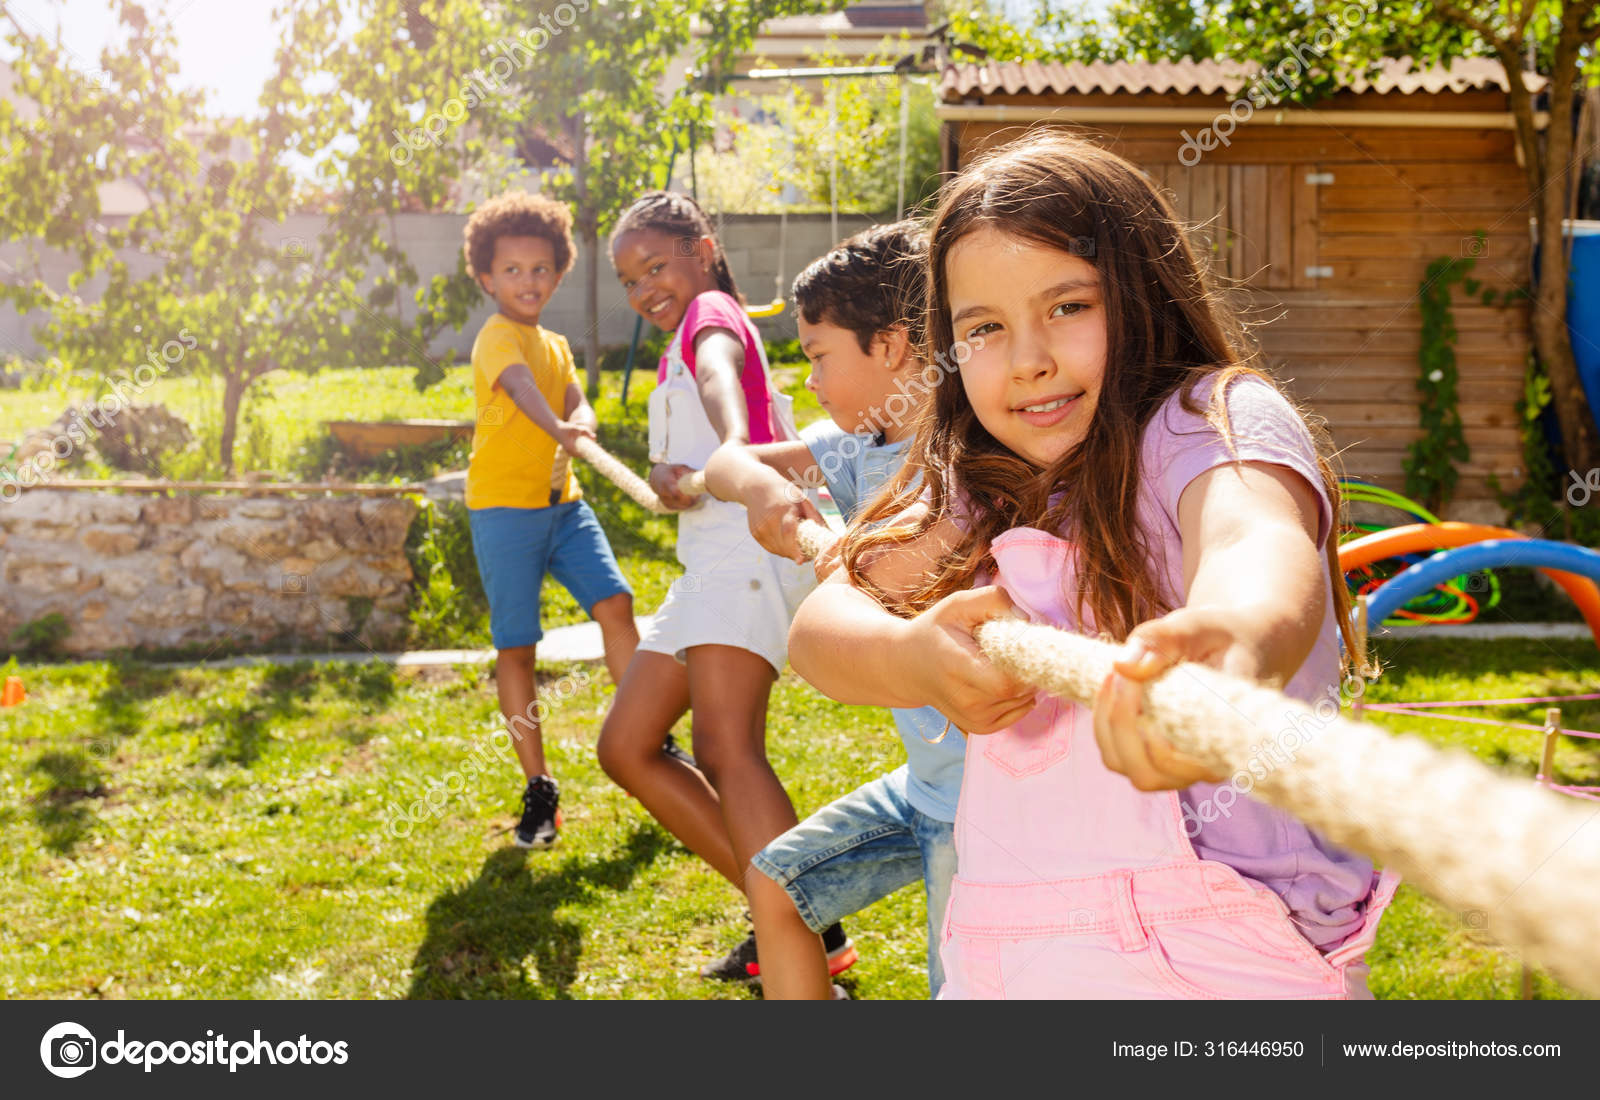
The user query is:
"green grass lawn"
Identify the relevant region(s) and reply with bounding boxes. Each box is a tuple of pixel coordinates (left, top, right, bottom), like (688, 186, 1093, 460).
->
(5, 360, 1598, 999)
(2, 636, 1596, 1000)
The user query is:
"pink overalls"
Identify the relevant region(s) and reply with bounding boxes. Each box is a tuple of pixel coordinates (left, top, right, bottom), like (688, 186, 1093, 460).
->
(938, 528, 1399, 999)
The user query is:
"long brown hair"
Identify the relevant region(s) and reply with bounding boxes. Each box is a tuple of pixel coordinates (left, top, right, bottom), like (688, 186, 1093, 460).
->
(843, 129, 1355, 662)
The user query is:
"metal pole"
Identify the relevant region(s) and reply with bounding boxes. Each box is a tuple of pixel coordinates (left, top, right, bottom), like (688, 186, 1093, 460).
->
(897, 78, 910, 220)
(1351, 595, 1370, 720)
(829, 82, 839, 245)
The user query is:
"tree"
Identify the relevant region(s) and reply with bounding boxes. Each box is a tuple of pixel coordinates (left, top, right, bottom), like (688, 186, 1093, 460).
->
(1201, 2, 1600, 475)
(0, 0, 486, 473)
(507, 0, 822, 396)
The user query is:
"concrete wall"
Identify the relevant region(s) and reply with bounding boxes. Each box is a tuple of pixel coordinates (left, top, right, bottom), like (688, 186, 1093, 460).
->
(0, 211, 884, 366)
(0, 490, 417, 655)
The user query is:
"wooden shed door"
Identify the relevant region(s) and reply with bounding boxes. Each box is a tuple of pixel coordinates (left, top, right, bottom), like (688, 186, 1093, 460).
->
(1152, 162, 1322, 291)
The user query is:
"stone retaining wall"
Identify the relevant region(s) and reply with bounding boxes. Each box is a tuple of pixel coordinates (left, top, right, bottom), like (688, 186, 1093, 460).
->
(0, 491, 417, 655)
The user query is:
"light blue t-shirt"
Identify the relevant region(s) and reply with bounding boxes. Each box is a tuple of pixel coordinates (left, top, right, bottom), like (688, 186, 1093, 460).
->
(803, 420, 965, 823)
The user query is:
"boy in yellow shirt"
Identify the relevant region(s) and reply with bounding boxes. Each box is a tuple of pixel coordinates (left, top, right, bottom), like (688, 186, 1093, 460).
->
(463, 191, 640, 848)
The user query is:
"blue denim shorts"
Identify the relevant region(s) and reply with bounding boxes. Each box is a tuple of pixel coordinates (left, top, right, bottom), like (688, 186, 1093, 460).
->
(750, 766, 957, 997)
(468, 500, 631, 650)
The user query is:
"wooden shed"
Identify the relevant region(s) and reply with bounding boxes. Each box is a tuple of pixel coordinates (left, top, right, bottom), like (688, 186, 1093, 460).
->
(938, 57, 1548, 519)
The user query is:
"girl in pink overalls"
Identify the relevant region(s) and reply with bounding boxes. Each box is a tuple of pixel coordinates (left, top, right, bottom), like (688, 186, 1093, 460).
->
(789, 132, 1397, 999)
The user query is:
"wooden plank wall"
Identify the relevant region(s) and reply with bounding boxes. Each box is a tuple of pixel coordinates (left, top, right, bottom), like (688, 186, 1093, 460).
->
(954, 115, 1533, 510)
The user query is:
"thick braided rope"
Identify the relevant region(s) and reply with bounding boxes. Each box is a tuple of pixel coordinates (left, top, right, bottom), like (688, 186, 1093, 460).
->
(974, 618, 1600, 997)
(570, 437, 707, 514)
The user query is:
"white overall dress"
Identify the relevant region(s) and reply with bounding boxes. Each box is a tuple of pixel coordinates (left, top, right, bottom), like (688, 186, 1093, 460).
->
(637, 316, 817, 672)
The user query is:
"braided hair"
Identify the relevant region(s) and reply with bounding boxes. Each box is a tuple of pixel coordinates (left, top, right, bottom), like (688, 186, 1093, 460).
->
(610, 190, 744, 304)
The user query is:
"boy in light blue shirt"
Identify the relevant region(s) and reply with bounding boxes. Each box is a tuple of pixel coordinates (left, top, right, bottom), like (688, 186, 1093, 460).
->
(704, 222, 962, 998)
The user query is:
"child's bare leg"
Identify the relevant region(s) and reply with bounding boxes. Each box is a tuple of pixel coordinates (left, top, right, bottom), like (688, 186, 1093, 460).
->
(683, 644, 797, 871)
(495, 645, 546, 778)
(748, 867, 831, 1000)
(588, 592, 639, 685)
(597, 650, 742, 883)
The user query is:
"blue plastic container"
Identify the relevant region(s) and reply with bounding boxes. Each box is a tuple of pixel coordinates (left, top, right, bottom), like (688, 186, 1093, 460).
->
(1567, 221, 1600, 434)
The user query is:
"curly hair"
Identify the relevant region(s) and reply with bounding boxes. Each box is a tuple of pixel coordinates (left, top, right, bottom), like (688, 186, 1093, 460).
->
(792, 220, 928, 353)
(463, 191, 575, 280)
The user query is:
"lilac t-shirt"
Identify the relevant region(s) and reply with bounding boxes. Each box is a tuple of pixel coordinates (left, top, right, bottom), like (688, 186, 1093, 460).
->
(658, 290, 778, 445)
(955, 374, 1374, 950)
(1138, 375, 1374, 951)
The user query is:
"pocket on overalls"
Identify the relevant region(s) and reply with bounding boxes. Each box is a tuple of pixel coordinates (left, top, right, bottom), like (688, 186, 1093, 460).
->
(647, 385, 673, 464)
(1143, 868, 1347, 999)
(981, 695, 1071, 778)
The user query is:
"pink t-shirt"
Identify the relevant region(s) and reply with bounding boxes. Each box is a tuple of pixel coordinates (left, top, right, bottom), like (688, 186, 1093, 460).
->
(658, 290, 778, 445)
(953, 373, 1374, 950)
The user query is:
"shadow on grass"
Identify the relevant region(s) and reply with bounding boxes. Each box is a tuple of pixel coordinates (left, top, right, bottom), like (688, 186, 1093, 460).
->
(30, 750, 108, 854)
(323, 662, 399, 711)
(204, 662, 316, 767)
(407, 826, 671, 1000)
(93, 658, 180, 739)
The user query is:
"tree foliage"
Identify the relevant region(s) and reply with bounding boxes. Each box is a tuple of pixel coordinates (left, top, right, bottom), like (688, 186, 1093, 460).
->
(499, 0, 823, 395)
(0, 0, 489, 473)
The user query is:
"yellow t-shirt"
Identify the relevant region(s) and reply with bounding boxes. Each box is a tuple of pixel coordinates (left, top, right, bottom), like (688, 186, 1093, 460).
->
(465, 314, 584, 510)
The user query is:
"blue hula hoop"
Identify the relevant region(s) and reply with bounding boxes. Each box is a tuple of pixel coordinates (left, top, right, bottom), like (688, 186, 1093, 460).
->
(1361, 540, 1600, 627)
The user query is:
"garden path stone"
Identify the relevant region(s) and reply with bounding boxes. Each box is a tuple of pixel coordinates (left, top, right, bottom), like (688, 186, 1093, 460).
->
(151, 616, 657, 668)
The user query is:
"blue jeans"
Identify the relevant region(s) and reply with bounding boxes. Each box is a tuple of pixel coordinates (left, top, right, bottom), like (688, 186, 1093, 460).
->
(750, 767, 957, 997)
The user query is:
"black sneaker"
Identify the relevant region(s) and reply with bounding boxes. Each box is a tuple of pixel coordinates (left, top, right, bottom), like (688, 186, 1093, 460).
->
(701, 921, 858, 982)
(699, 929, 760, 982)
(514, 775, 561, 849)
(662, 733, 696, 767)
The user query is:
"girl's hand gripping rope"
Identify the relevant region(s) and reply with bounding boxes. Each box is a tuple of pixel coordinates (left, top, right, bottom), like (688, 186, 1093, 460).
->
(648, 462, 701, 512)
(1094, 608, 1245, 791)
(901, 586, 1040, 736)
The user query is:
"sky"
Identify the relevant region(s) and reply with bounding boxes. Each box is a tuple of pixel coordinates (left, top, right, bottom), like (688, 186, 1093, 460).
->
(8, 0, 283, 117)
(8, 0, 1064, 120)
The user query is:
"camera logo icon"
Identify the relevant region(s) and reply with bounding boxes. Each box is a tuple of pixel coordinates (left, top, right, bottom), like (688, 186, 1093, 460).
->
(478, 405, 505, 427)
(281, 572, 309, 595)
(40, 1021, 97, 1078)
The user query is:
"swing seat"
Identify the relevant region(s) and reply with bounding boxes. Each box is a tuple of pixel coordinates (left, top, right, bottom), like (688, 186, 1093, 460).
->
(746, 298, 786, 319)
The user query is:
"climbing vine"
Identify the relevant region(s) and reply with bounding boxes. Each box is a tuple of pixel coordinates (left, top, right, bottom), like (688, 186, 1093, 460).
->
(1405, 232, 1526, 514)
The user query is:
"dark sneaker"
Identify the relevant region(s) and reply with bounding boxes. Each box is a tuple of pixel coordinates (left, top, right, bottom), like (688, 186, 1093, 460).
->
(699, 929, 759, 982)
(514, 775, 561, 849)
(703, 922, 858, 982)
(662, 733, 696, 768)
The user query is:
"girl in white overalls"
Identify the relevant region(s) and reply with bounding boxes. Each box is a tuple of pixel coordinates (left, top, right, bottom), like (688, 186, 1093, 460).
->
(599, 192, 823, 976)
